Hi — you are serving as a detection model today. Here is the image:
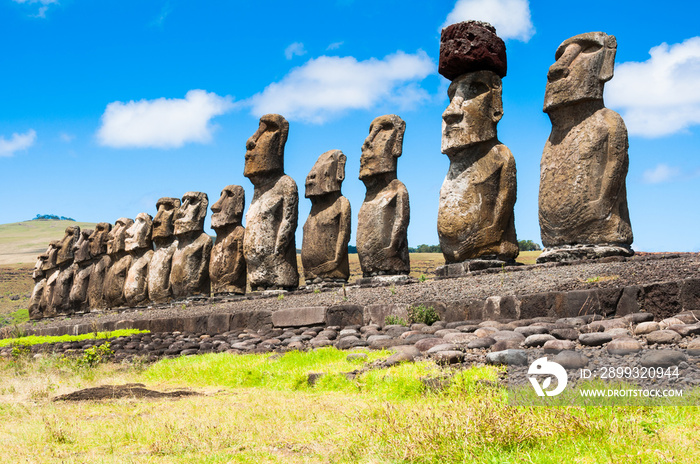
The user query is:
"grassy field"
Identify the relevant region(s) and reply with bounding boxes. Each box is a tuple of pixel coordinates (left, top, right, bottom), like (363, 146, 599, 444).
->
(0, 220, 98, 266)
(0, 348, 697, 463)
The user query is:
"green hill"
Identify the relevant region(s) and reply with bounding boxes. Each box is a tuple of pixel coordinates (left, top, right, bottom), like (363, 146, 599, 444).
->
(0, 220, 98, 266)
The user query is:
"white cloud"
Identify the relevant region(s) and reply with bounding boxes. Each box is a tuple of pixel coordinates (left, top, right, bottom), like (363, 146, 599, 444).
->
(59, 132, 75, 143)
(643, 164, 680, 184)
(285, 42, 307, 60)
(607, 37, 700, 138)
(326, 41, 344, 51)
(0, 129, 37, 157)
(442, 0, 534, 42)
(97, 90, 234, 149)
(12, 0, 58, 17)
(247, 51, 434, 123)
(150, 2, 173, 28)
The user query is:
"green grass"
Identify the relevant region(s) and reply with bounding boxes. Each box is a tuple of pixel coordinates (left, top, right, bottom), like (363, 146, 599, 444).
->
(0, 348, 698, 463)
(0, 329, 149, 348)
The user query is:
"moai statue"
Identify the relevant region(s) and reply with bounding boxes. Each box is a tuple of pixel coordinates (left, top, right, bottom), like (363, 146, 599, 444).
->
(39, 241, 61, 318)
(356, 115, 410, 277)
(170, 192, 213, 298)
(436, 21, 518, 270)
(86, 222, 112, 310)
(124, 213, 154, 307)
(148, 197, 181, 303)
(69, 229, 93, 313)
(538, 32, 633, 262)
(28, 253, 48, 320)
(302, 150, 351, 283)
(103, 218, 134, 308)
(210, 185, 247, 295)
(51, 226, 80, 314)
(243, 114, 299, 290)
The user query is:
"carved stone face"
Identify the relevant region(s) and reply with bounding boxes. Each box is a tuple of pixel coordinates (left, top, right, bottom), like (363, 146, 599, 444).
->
(41, 241, 60, 271)
(211, 185, 245, 229)
(359, 115, 405, 180)
(244, 114, 289, 181)
(174, 192, 208, 235)
(57, 226, 80, 265)
(107, 218, 134, 255)
(73, 229, 93, 263)
(306, 150, 346, 197)
(88, 222, 112, 257)
(125, 213, 153, 252)
(544, 32, 616, 112)
(442, 70, 503, 155)
(152, 197, 181, 240)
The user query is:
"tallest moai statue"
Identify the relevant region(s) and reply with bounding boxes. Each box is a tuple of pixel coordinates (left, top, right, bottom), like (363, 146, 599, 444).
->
(537, 32, 633, 263)
(437, 21, 518, 269)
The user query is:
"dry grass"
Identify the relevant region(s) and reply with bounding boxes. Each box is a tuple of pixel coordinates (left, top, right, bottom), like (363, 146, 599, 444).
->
(0, 220, 98, 266)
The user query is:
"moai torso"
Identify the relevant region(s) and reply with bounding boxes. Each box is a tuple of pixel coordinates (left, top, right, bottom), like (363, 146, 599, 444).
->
(170, 192, 213, 298)
(437, 22, 518, 263)
(210, 186, 247, 294)
(148, 197, 180, 303)
(243, 114, 299, 290)
(124, 213, 154, 307)
(87, 223, 113, 310)
(103, 218, 134, 308)
(69, 229, 93, 312)
(356, 115, 410, 277)
(29, 254, 48, 320)
(302, 150, 351, 282)
(39, 241, 60, 318)
(52, 226, 80, 314)
(538, 32, 632, 250)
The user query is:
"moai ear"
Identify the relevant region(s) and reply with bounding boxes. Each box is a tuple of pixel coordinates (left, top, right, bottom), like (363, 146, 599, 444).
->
(600, 35, 617, 83)
(392, 119, 406, 158)
(336, 152, 347, 183)
(490, 76, 504, 124)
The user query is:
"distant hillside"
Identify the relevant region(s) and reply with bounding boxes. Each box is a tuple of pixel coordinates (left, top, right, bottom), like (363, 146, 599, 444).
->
(0, 220, 98, 266)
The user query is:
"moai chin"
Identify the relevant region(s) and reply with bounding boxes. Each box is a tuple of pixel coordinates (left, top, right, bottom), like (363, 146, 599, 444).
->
(86, 222, 112, 310)
(356, 114, 410, 277)
(437, 21, 518, 267)
(243, 114, 300, 290)
(302, 150, 351, 283)
(103, 218, 134, 308)
(537, 32, 633, 263)
(69, 229, 93, 313)
(210, 185, 247, 295)
(39, 241, 61, 318)
(52, 226, 80, 315)
(28, 253, 48, 320)
(170, 192, 213, 298)
(124, 213, 154, 306)
(148, 197, 181, 303)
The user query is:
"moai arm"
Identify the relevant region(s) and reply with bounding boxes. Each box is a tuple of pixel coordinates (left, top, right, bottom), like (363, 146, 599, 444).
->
(275, 179, 298, 256)
(311, 197, 351, 275)
(195, 234, 213, 290)
(385, 184, 409, 257)
(481, 150, 517, 243)
(588, 112, 629, 220)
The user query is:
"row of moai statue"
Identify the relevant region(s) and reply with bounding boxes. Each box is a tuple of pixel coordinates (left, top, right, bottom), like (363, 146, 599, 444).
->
(28, 21, 634, 320)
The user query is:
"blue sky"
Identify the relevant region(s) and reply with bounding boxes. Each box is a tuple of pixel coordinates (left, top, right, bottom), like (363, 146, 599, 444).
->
(2, 0, 700, 252)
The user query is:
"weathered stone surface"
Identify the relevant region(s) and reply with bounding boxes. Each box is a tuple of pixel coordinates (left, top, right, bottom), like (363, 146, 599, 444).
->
(642, 282, 681, 320)
(68, 229, 93, 313)
(579, 332, 612, 346)
(51, 227, 80, 315)
(171, 192, 213, 298)
(640, 350, 687, 368)
(357, 115, 410, 277)
(522, 334, 556, 347)
(243, 114, 299, 290)
(230, 310, 272, 331)
(439, 21, 507, 80)
(439, 68, 517, 263)
(468, 337, 495, 348)
(486, 349, 528, 366)
(414, 338, 444, 352)
(210, 185, 246, 295)
(326, 304, 364, 327)
(543, 339, 575, 354)
(616, 286, 641, 316)
(606, 338, 642, 355)
(634, 321, 660, 335)
(646, 330, 681, 345)
(538, 32, 633, 261)
(86, 223, 112, 310)
(272, 307, 326, 328)
(302, 150, 351, 283)
(28, 253, 48, 320)
(148, 198, 180, 304)
(680, 278, 700, 312)
(124, 213, 153, 307)
(483, 295, 518, 320)
(364, 303, 409, 326)
(688, 339, 700, 357)
(103, 218, 134, 309)
(515, 325, 549, 337)
(552, 350, 589, 369)
(443, 332, 478, 343)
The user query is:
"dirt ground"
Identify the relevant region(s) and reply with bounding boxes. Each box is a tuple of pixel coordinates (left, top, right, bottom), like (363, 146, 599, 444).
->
(53, 383, 198, 401)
